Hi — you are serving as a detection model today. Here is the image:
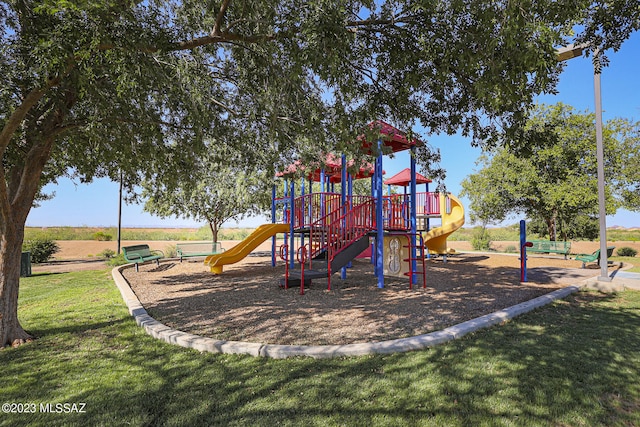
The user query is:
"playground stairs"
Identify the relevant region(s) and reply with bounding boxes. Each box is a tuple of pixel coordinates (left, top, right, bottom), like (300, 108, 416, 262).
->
(286, 235, 370, 285)
(284, 197, 375, 291)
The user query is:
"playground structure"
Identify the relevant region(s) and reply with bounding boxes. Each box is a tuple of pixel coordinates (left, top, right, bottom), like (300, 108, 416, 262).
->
(204, 224, 289, 274)
(204, 120, 464, 291)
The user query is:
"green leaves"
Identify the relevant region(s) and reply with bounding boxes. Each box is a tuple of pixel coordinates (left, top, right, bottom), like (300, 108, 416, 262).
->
(141, 142, 272, 238)
(461, 103, 640, 239)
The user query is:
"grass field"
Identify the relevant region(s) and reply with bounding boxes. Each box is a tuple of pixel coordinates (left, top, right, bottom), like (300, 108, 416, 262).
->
(2, 269, 640, 426)
(25, 225, 640, 243)
(23, 226, 252, 242)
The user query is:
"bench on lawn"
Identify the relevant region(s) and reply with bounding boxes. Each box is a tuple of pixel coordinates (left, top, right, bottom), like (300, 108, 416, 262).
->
(527, 240, 572, 259)
(176, 242, 225, 262)
(122, 244, 164, 272)
(575, 246, 616, 269)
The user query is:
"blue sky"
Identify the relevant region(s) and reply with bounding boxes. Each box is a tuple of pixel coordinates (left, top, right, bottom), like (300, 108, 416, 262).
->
(27, 32, 640, 229)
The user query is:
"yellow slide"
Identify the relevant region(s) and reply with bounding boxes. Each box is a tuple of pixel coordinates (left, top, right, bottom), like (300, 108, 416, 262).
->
(423, 194, 465, 255)
(204, 223, 290, 274)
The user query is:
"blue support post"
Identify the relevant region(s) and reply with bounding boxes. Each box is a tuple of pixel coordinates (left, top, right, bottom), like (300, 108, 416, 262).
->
(425, 182, 430, 231)
(289, 181, 295, 269)
(320, 169, 326, 218)
(347, 171, 354, 269)
(410, 147, 417, 282)
(370, 174, 375, 265)
(271, 184, 276, 267)
(376, 139, 385, 288)
(520, 220, 528, 282)
(341, 154, 348, 279)
(308, 178, 313, 224)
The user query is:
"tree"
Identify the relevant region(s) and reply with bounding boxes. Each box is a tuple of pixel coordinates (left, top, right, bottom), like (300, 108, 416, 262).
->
(1, 1, 638, 346)
(619, 122, 640, 210)
(141, 145, 271, 244)
(461, 103, 639, 240)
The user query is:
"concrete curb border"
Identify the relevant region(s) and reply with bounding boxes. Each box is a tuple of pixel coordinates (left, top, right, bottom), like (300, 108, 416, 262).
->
(112, 265, 583, 359)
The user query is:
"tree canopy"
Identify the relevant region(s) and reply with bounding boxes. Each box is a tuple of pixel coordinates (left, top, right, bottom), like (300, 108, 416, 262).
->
(1, 0, 639, 346)
(141, 144, 272, 243)
(461, 103, 640, 240)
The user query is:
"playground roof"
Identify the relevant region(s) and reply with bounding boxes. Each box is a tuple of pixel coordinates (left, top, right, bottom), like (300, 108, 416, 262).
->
(384, 168, 432, 186)
(276, 153, 377, 183)
(360, 120, 423, 154)
(276, 120, 418, 181)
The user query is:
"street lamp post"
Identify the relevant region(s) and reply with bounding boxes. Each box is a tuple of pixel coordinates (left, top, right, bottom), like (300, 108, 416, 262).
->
(556, 44, 610, 282)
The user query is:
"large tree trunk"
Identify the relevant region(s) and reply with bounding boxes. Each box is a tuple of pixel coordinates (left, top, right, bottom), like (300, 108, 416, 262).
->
(0, 217, 32, 346)
(0, 129, 60, 347)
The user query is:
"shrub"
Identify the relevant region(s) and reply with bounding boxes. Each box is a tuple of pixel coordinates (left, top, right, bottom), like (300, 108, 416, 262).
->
(93, 231, 113, 241)
(164, 244, 177, 258)
(617, 247, 638, 257)
(106, 253, 128, 267)
(98, 249, 116, 259)
(504, 245, 517, 254)
(471, 227, 492, 251)
(23, 238, 60, 263)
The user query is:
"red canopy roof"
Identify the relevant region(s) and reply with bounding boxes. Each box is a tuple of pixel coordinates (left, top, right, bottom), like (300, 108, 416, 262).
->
(360, 120, 423, 154)
(277, 120, 419, 181)
(384, 168, 431, 186)
(277, 153, 377, 183)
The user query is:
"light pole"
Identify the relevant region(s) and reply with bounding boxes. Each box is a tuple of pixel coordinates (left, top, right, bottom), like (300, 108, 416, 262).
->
(556, 44, 610, 282)
(117, 170, 123, 255)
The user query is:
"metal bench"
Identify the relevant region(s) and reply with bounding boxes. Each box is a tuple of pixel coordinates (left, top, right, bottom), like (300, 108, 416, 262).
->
(176, 242, 225, 262)
(527, 240, 571, 259)
(122, 244, 164, 272)
(575, 246, 615, 268)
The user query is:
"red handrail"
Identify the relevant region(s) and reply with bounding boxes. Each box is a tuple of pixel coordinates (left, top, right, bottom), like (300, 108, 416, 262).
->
(320, 197, 376, 290)
(381, 192, 441, 230)
(290, 192, 343, 229)
(279, 244, 289, 290)
(296, 245, 308, 295)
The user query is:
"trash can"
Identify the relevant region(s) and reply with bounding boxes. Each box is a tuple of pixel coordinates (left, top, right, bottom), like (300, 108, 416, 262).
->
(20, 251, 31, 277)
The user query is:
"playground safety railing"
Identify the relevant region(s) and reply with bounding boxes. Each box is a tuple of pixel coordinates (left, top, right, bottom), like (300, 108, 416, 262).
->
(416, 192, 441, 216)
(381, 192, 441, 230)
(323, 197, 376, 290)
(291, 192, 342, 229)
(382, 195, 410, 230)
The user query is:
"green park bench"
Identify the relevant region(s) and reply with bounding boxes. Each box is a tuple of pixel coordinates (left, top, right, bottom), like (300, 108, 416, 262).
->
(575, 246, 616, 269)
(122, 244, 164, 272)
(527, 240, 572, 259)
(176, 242, 225, 262)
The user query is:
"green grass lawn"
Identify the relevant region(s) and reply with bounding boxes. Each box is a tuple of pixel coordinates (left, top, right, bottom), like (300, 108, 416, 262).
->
(2, 269, 640, 426)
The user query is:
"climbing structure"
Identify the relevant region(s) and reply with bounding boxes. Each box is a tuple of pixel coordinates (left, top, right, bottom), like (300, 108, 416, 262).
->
(271, 120, 464, 292)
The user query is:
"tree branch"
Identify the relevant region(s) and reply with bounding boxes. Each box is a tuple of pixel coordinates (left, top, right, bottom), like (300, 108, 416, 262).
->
(175, 31, 281, 51)
(0, 61, 75, 156)
(212, 0, 232, 36)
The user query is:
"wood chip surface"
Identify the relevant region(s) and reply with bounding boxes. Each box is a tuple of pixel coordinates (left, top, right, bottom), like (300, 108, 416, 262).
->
(123, 253, 608, 346)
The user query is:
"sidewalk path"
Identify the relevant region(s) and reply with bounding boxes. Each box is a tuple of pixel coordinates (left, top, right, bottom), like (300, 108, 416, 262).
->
(582, 268, 640, 292)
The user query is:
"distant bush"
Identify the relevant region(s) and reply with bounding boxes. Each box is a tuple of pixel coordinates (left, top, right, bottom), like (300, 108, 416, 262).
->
(93, 232, 113, 241)
(617, 247, 638, 257)
(23, 238, 60, 263)
(106, 254, 128, 266)
(471, 227, 492, 251)
(504, 245, 517, 254)
(98, 249, 116, 259)
(164, 244, 177, 258)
